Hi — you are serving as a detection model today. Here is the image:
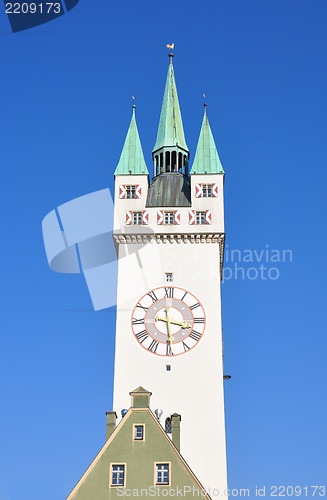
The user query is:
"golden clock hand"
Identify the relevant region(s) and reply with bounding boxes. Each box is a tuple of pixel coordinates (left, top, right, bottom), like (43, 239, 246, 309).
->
(165, 308, 174, 355)
(169, 319, 191, 329)
(155, 314, 191, 329)
(155, 315, 168, 323)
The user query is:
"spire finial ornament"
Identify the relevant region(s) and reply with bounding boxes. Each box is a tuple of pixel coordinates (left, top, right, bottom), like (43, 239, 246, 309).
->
(132, 96, 136, 110)
(203, 94, 207, 113)
(166, 43, 175, 64)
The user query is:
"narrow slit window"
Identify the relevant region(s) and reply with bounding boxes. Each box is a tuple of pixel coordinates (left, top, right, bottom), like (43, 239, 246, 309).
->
(165, 417, 172, 434)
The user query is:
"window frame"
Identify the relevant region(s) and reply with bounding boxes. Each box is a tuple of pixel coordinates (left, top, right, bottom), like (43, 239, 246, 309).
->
(126, 185, 136, 199)
(154, 462, 171, 486)
(165, 273, 173, 283)
(195, 211, 206, 225)
(202, 184, 213, 198)
(132, 211, 143, 225)
(133, 424, 145, 441)
(110, 463, 126, 488)
(163, 211, 175, 225)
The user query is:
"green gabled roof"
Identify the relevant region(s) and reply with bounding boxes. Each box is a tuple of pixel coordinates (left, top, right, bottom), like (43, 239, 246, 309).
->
(114, 107, 149, 176)
(190, 106, 224, 174)
(153, 56, 188, 153)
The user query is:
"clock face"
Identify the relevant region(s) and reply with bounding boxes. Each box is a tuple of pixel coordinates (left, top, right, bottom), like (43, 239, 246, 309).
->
(131, 286, 206, 357)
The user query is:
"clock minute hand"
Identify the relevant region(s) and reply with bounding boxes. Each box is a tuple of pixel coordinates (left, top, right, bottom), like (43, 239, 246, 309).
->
(155, 316, 191, 330)
(164, 308, 174, 355)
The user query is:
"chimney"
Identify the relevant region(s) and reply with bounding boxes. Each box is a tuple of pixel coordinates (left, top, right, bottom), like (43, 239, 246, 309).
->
(106, 411, 117, 441)
(129, 387, 152, 408)
(171, 413, 181, 452)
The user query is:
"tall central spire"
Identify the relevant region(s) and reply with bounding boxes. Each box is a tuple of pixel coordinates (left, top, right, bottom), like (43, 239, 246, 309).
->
(152, 54, 189, 177)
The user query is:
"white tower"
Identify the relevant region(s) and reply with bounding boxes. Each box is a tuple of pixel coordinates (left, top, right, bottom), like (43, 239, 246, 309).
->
(112, 54, 227, 493)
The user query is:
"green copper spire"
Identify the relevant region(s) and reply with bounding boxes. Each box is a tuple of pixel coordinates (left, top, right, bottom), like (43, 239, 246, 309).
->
(153, 54, 189, 154)
(114, 106, 149, 176)
(190, 105, 224, 174)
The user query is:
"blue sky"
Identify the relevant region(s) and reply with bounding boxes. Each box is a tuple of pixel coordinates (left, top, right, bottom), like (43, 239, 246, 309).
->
(0, 1, 326, 499)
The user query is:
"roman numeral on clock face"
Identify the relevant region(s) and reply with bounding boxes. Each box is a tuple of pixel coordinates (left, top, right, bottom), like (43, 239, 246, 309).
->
(189, 330, 202, 341)
(147, 291, 158, 303)
(193, 317, 205, 324)
(136, 330, 148, 343)
(148, 340, 159, 353)
(132, 318, 145, 325)
(190, 302, 200, 310)
(182, 341, 190, 351)
(136, 302, 148, 312)
(164, 287, 174, 298)
(166, 343, 173, 356)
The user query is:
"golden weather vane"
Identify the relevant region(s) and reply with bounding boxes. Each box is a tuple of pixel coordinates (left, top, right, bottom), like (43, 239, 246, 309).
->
(166, 43, 175, 51)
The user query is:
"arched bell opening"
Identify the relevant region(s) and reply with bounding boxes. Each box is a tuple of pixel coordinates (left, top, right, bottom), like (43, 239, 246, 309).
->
(165, 151, 171, 172)
(178, 152, 183, 172)
(171, 151, 177, 172)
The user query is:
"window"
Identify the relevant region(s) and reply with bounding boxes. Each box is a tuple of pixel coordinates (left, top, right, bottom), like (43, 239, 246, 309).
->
(195, 211, 206, 225)
(132, 212, 143, 225)
(202, 184, 212, 198)
(134, 425, 144, 440)
(165, 417, 172, 434)
(126, 185, 136, 199)
(111, 465, 125, 486)
(164, 212, 174, 225)
(156, 464, 170, 485)
(166, 365, 171, 371)
(165, 273, 173, 282)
